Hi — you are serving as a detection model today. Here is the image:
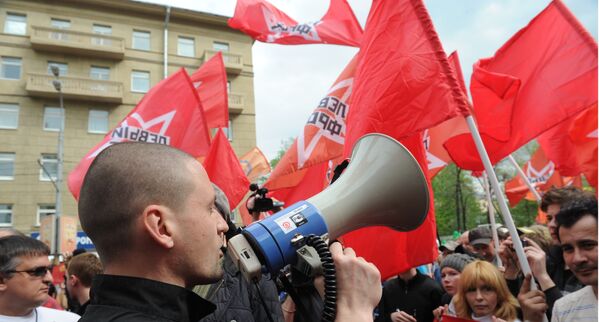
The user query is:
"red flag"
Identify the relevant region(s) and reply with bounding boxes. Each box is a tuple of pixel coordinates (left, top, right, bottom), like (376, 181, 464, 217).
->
(68, 69, 210, 200)
(228, 0, 363, 47)
(343, 0, 470, 156)
(341, 133, 438, 280)
(444, 0, 597, 171)
(190, 52, 229, 129)
(203, 129, 250, 210)
(239, 147, 272, 182)
(568, 104, 598, 189)
(504, 147, 581, 206)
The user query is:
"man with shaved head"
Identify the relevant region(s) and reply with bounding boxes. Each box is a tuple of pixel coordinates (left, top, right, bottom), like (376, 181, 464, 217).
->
(78, 142, 382, 322)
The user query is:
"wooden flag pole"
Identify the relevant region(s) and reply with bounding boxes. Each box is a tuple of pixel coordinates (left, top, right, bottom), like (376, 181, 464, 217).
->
(507, 154, 543, 202)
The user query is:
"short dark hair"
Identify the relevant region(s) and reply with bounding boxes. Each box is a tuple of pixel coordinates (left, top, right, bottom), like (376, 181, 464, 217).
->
(0, 236, 50, 277)
(540, 187, 589, 212)
(78, 142, 196, 264)
(67, 253, 102, 287)
(556, 196, 598, 239)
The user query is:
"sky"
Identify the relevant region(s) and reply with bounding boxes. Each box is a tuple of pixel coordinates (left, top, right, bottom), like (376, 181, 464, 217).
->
(139, 0, 598, 161)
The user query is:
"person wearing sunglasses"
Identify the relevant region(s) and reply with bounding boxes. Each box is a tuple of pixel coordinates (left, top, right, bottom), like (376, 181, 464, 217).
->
(0, 235, 80, 321)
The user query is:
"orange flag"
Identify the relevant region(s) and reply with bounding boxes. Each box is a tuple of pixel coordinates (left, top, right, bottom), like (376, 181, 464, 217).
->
(203, 129, 250, 210)
(504, 147, 581, 206)
(239, 147, 272, 182)
(190, 52, 229, 128)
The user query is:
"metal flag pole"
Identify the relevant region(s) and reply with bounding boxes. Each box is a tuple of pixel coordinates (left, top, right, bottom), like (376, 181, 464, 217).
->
(482, 172, 503, 268)
(507, 154, 543, 202)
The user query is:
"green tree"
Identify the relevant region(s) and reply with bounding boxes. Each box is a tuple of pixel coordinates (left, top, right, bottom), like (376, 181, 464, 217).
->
(269, 137, 295, 169)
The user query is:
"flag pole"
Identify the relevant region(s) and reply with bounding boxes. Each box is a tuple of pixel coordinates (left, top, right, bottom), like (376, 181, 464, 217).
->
(482, 172, 503, 268)
(465, 116, 539, 290)
(507, 155, 543, 202)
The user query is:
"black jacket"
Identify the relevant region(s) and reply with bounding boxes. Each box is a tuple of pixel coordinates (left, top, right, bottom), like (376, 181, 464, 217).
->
(374, 272, 443, 322)
(199, 255, 284, 322)
(80, 274, 215, 322)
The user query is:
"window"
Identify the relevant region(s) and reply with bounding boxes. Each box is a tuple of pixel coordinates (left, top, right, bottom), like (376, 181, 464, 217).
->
(90, 66, 110, 80)
(131, 70, 150, 93)
(36, 204, 55, 226)
(88, 110, 109, 133)
(39, 154, 57, 181)
(213, 41, 229, 52)
(0, 205, 12, 227)
(43, 107, 63, 131)
(50, 18, 70, 29)
(0, 103, 18, 129)
(178, 36, 195, 57)
(47, 61, 68, 76)
(223, 120, 233, 141)
(0, 153, 15, 180)
(132, 30, 150, 51)
(227, 81, 231, 93)
(92, 24, 112, 46)
(4, 13, 26, 35)
(0, 57, 21, 80)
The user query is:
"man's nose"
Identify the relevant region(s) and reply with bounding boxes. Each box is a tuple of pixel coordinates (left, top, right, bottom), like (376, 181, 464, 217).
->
(43, 269, 53, 283)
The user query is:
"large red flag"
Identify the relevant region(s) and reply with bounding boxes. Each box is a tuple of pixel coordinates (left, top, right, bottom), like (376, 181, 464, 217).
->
(190, 52, 229, 129)
(504, 147, 581, 206)
(203, 129, 250, 210)
(570, 104, 598, 189)
(68, 69, 210, 199)
(228, 0, 363, 47)
(444, 0, 597, 171)
(343, 0, 470, 156)
(341, 133, 438, 280)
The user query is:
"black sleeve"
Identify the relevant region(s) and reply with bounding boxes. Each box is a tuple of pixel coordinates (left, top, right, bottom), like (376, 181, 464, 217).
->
(543, 286, 562, 321)
(506, 276, 522, 298)
(374, 288, 391, 322)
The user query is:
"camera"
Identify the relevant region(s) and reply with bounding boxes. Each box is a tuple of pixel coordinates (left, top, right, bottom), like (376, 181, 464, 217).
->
(247, 184, 284, 213)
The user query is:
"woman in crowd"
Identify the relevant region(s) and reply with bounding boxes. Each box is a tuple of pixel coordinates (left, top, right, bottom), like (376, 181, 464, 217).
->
(453, 261, 521, 322)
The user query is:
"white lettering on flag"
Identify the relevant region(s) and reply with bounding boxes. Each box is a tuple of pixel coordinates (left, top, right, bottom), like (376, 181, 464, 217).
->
(263, 7, 321, 42)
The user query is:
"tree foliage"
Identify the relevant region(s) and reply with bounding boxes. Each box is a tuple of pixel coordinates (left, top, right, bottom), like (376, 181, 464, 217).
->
(269, 137, 295, 169)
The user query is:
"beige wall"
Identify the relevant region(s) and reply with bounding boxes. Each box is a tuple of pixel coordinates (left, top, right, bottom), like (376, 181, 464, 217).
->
(0, 0, 256, 235)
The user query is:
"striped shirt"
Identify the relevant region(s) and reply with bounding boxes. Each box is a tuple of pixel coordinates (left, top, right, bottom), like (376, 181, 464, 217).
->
(551, 285, 597, 322)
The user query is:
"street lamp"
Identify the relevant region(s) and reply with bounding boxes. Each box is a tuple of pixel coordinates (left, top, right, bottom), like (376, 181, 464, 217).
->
(51, 65, 65, 255)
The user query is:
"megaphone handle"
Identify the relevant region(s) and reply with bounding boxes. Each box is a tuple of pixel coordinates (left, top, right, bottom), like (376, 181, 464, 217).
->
(305, 234, 337, 322)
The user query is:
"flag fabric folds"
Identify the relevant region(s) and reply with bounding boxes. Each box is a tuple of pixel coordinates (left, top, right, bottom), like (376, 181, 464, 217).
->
(228, 0, 363, 47)
(189, 52, 229, 129)
(203, 129, 251, 210)
(444, 0, 598, 171)
(68, 69, 210, 200)
(239, 147, 272, 182)
(343, 0, 470, 156)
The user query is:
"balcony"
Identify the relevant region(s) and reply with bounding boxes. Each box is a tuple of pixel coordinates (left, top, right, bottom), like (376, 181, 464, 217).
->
(26, 73, 123, 104)
(30, 26, 125, 60)
(228, 92, 244, 114)
(204, 49, 243, 74)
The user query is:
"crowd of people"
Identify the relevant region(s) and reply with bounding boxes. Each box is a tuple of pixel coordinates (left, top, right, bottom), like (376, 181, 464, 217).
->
(0, 142, 596, 322)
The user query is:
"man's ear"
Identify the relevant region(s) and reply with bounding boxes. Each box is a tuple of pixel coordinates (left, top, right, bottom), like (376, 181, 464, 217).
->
(69, 274, 78, 287)
(0, 275, 7, 291)
(142, 205, 175, 249)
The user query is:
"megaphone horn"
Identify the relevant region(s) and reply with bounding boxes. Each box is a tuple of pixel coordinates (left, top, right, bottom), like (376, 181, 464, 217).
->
(228, 133, 430, 280)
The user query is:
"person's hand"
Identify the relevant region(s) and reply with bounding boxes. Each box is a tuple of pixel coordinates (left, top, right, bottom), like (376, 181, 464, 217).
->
(518, 274, 547, 322)
(432, 305, 448, 321)
(523, 239, 554, 290)
(498, 237, 520, 279)
(330, 242, 381, 322)
(390, 310, 416, 322)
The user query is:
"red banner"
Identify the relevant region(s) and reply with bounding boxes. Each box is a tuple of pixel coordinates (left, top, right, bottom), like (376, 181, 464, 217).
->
(239, 147, 272, 182)
(444, 0, 597, 171)
(228, 0, 363, 47)
(68, 69, 210, 200)
(190, 52, 229, 129)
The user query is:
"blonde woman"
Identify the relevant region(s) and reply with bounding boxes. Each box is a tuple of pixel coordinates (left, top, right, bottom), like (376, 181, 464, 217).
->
(453, 261, 521, 322)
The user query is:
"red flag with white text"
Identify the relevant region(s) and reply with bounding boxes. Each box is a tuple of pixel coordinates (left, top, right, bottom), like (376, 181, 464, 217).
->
(228, 0, 363, 47)
(444, 0, 597, 171)
(190, 52, 229, 129)
(203, 129, 250, 210)
(67, 69, 210, 200)
(343, 0, 470, 156)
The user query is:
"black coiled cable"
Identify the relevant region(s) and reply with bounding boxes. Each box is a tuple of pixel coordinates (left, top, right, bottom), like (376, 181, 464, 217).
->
(305, 234, 337, 322)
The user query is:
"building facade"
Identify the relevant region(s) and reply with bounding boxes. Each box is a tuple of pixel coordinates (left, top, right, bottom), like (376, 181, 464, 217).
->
(0, 0, 256, 234)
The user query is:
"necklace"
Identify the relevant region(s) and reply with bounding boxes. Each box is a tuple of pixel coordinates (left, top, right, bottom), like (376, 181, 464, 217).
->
(34, 308, 38, 322)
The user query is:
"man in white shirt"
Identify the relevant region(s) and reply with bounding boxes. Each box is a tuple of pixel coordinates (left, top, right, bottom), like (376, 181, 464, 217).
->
(551, 197, 598, 322)
(0, 235, 79, 322)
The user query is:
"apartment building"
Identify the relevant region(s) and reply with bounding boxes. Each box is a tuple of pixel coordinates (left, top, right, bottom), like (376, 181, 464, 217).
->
(0, 0, 256, 235)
